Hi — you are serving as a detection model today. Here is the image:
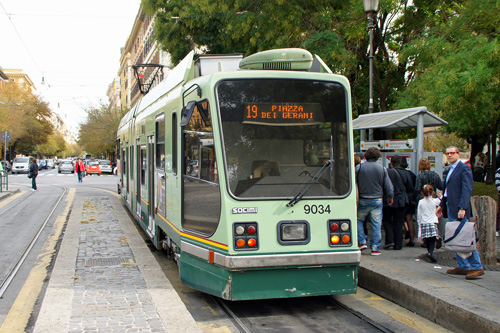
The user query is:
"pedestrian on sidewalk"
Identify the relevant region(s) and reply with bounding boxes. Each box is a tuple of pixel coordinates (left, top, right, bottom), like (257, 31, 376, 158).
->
(75, 158, 85, 183)
(356, 147, 394, 256)
(436, 146, 484, 279)
(382, 155, 413, 250)
(400, 156, 417, 247)
(418, 184, 441, 263)
(29, 157, 38, 191)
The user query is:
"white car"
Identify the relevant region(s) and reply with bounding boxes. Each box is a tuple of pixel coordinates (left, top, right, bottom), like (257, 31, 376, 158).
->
(99, 160, 113, 174)
(12, 156, 32, 174)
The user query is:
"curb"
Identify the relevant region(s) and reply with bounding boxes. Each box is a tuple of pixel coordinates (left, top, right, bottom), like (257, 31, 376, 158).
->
(358, 263, 500, 333)
(0, 188, 20, 202)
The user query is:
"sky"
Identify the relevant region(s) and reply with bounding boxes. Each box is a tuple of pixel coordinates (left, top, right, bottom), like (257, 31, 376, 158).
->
(0, 0, 141, 134)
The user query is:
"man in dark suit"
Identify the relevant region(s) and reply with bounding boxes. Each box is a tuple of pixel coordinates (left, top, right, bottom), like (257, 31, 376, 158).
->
(436, 146, 484, 279)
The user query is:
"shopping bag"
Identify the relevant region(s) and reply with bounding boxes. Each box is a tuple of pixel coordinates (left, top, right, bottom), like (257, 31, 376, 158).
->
(443, 220, 476, 252)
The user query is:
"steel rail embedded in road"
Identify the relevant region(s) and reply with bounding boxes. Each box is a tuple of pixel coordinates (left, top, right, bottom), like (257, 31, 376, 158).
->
(0, 186, 67, 298)
(211, 296, 253, 333)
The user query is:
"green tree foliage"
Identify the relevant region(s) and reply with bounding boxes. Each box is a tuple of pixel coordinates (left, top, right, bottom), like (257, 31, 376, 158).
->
(142, 0, 498, 156)
(0, 83, 53, 156)
(78, 104, 127, 158)
(37, 133, 67, 157)
(397, 0, 500, 162)
(141, 0, 457, 117)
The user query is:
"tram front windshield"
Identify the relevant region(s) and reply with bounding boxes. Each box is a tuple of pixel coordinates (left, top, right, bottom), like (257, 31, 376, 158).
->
(217, 78, 350, 200)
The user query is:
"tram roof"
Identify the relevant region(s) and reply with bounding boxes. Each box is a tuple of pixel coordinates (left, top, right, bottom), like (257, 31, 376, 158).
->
(352, 107, 448, 130)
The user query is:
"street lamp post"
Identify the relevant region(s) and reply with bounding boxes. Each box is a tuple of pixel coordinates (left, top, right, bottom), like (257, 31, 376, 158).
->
(363, 0, 379, 141)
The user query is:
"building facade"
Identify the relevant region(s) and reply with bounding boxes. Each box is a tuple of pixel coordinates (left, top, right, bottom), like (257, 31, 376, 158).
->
(109, 8, 172, 110)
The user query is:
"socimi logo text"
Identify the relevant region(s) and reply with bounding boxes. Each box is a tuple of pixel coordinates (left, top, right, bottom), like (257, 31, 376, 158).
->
(232, 207, 258, 214)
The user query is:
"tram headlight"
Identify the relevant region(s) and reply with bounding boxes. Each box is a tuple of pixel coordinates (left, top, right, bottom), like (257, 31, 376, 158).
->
(277, 221, 310, 245)
(281, 224, 306, 241)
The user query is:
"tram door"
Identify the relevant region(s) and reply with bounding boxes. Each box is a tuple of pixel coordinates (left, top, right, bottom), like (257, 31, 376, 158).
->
(136, 139, 141, 218)
(147, 135, 156, 237)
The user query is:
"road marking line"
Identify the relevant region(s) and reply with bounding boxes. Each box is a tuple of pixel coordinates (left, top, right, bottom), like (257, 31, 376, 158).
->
(0, 188, 75, 333)
(0, 190, 26, 209)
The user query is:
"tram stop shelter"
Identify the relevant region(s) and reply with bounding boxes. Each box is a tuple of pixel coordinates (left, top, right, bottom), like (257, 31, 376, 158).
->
(353, 106, 448, 171)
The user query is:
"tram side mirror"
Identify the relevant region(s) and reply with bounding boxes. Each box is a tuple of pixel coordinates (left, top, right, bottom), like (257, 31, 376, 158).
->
(180, 101, 197, 127)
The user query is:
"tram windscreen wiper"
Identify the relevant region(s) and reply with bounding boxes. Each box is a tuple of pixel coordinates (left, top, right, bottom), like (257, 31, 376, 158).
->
(287, 161, 331, 207)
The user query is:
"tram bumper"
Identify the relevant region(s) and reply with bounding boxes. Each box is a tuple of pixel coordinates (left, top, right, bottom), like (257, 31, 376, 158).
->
(179, 241, 360, 301)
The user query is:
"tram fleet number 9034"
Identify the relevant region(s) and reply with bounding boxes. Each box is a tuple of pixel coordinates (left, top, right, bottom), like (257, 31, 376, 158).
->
(116, 48, 360, 301)
(304, 204, 331, 214)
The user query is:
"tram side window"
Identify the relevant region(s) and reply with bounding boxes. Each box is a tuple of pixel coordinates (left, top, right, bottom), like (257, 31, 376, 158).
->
(156, 114, 165, 169)
(141, 147, 147, 186)
(182, 100, 221, 236)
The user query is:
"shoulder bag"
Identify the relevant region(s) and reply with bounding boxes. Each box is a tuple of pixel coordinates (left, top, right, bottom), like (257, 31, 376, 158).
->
(443, 219, 476, 252)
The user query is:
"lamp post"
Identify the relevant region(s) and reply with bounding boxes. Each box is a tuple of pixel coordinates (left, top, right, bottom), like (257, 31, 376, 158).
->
(364, 0, 379, 141)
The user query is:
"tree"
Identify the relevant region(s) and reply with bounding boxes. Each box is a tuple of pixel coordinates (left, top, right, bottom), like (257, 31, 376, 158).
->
(142, 0, 460, 119)
(0, 82, 54, 156)
(37, 133, 67, 157)
(78, 104, 127, 158)
(396, 0, 500, 167)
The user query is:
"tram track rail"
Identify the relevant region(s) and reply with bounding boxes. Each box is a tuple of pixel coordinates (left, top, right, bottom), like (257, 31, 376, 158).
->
(210, 294, 394, 333)
(0, 185, 67, 298)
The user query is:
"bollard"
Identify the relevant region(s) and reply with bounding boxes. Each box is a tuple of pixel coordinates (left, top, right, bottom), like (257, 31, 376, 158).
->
(471, 196, 497, 266)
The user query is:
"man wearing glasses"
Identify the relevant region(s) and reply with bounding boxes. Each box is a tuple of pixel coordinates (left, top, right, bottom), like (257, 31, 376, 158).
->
(436, 146, 484, 279)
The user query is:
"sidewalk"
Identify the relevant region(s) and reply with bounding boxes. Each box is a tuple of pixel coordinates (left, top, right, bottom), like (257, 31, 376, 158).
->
(358, 239, 500, 332)
(33, 194, 200, 332)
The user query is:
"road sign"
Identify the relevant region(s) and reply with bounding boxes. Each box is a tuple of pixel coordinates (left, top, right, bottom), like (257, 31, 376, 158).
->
(1, 131, 12, 143)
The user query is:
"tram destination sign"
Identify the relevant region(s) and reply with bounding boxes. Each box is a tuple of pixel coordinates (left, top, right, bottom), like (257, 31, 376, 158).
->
(243, 102, 324, 125)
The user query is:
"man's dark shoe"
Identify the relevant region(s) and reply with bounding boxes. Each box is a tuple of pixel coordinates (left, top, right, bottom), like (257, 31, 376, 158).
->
(383, 243, 394, 249)
(406, 241, 415, 247)
(465, 269, 484, 280)
(447, 267, 470, 275)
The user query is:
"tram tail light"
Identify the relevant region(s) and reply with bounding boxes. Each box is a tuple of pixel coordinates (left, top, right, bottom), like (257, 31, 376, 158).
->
(328, 219, 352, 247)
(233, 222, 259, 250)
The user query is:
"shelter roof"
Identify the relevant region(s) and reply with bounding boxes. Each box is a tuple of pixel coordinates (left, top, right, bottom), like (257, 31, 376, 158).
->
(352, 107, 448, 130)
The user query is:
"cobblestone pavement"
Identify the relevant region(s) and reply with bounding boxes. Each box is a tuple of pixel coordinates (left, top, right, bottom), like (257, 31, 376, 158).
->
(34, 195, 200, 333)
(68, 197, 163, 332)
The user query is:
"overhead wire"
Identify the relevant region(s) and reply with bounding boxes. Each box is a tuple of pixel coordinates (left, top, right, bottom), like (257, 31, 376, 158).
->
(0, 1, 44, 74)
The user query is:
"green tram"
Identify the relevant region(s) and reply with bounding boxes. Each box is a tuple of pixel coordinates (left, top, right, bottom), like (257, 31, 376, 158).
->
(117, 48, 360, 300)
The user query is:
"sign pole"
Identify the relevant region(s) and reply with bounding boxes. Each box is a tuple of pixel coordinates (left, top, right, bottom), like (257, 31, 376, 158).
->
(3, 132, 6, 161)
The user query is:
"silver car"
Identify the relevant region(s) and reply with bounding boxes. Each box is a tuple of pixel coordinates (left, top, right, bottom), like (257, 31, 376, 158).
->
(58, 160, 74, 174)
(99, 160, 113, 174)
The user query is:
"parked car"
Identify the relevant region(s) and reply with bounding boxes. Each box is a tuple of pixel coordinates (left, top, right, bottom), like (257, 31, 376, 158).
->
(86, 160, 101, 176)
(99, 160, 112, 174)
(46, 159, 55, 169)
(0, 160, 11, 172)
(186, 160, 199, 176)
(12, 156, 32, 174)
(58, 160, 74, 174)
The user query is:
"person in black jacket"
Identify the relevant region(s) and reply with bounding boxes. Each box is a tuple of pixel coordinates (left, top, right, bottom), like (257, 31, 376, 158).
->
(414, 158, 443, 201)
(401, 156, 417, 246)
(29, 157, 39, 191)
(383, 155, 414, 250)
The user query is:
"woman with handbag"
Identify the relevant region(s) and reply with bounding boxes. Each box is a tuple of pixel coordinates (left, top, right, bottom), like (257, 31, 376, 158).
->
(29, 157, 38, 191)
